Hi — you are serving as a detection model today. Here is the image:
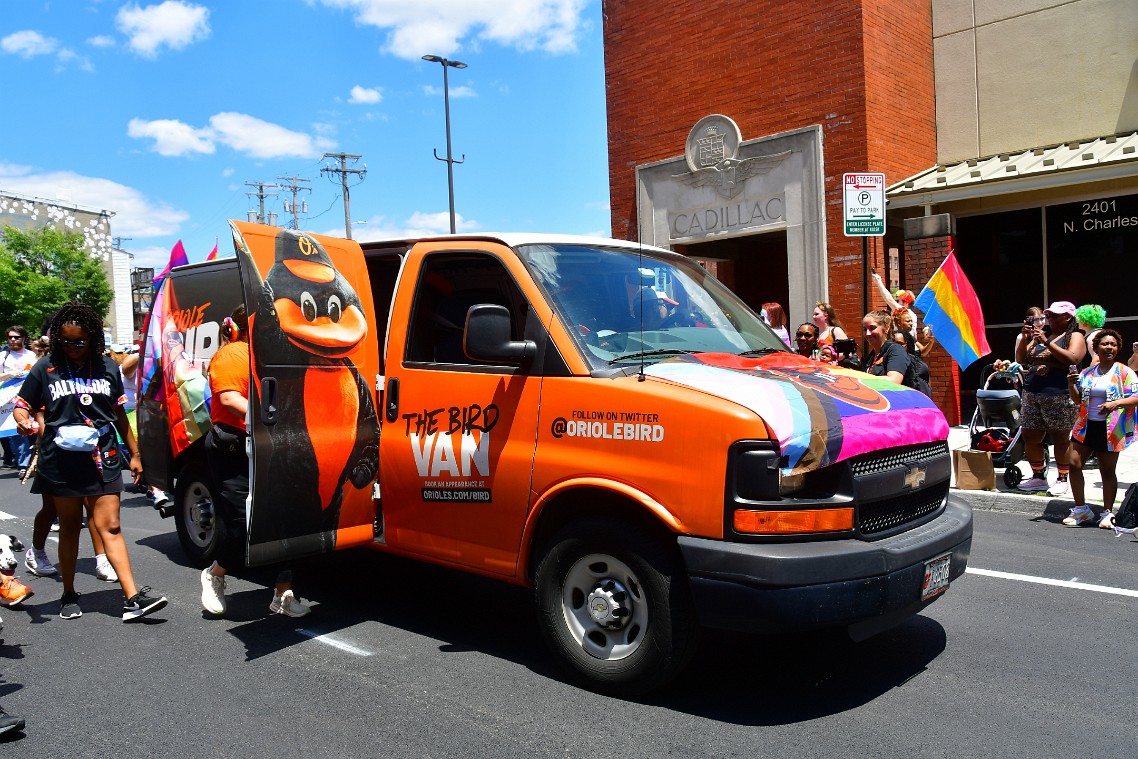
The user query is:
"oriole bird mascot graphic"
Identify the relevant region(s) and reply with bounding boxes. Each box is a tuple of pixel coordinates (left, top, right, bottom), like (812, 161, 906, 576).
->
(248, 230, 379, 550)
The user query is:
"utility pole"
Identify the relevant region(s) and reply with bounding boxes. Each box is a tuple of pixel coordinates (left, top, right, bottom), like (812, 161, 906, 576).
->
(277, 175, 311, 230)
(320, 152, 366, 239)
(422, 54, 467, 234)
(112, 236, 133, 251)
(245, 181, 279, 225)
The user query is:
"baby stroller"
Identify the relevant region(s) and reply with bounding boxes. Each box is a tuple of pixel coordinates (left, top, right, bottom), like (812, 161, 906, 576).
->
(968, 362, 1049, 488)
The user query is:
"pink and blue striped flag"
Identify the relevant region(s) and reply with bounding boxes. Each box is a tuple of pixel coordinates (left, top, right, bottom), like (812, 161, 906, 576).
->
(913, 247, 991, 369)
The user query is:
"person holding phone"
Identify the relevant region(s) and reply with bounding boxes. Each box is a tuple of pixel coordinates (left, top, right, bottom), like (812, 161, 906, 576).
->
(1014, 301, 1087, 495)
(1065, 329, 1138, 527)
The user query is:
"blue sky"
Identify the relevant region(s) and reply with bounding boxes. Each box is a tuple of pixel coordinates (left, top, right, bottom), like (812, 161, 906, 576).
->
(1, 0, 610, 270)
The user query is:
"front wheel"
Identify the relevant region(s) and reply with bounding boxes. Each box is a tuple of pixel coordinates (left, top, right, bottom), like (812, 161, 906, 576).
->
(1004, 464, 1023, 488)
(533, 518, 699, 696)
(173, 460, 222, 568)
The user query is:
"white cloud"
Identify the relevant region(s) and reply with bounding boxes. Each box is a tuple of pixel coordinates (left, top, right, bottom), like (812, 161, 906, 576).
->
(1, 30, 59, 57)
(87, 35, 116, 48)
(348, 85, 382, 104)
(116, 1, 210, 58)
(130, 244, 180, 270)
(320, 210, 479, 241)
(423, 84, 477, 99)
(221, 167, 234, 177)
(315, 0, 589, 60)
(208, 113, 335, 159)
(127, 113, 335, 159)
(128, 118, 215, 156)
(0, 163, 189, 240)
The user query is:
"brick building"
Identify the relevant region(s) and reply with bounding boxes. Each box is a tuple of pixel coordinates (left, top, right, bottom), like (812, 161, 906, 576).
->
(602, 0, 1138, 423)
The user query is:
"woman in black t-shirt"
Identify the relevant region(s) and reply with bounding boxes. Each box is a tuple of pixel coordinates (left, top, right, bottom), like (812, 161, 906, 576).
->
(861, 310, 909, 383)
(13, 303, 167, 622)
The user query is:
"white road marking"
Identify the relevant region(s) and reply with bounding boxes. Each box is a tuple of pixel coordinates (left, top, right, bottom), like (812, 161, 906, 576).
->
(295, 628, 373, 656)
(0, 511, 17, 520)
(967, 567, 1138, 598)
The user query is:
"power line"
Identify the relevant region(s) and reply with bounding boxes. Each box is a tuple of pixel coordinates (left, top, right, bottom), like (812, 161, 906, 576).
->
(320, 152, 366, 239)
(245, 181, 279, 225)
(277, 175, 312, 230)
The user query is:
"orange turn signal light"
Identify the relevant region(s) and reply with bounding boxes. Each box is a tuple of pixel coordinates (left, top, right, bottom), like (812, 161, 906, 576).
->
(733, 507, 854, 535)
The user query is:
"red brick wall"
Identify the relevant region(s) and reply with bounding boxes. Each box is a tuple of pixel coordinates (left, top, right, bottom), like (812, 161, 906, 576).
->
(904, 234, 962, 424)
(602, 0, 937, 332)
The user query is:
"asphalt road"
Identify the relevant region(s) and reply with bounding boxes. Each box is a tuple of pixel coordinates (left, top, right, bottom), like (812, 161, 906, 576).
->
(0, 472, 1135, 758)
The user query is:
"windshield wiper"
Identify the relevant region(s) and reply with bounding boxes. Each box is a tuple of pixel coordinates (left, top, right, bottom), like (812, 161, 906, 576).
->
(737, 347, 786, 357)
(608, 349, 693, 365)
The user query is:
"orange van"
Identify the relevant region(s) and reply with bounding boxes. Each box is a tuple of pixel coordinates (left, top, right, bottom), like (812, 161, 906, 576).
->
(138, 221, 972, 694)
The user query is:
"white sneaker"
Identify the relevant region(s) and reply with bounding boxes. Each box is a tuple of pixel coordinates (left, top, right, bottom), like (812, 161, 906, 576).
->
(1062, 505, 1095, 527)
(1048, 478, 1069, 496)
(269, 589, 311, 618)
(24, 548, 57, 576)
(200, 565, 227, 616)
(1098, 510, 1115, 529)
(1018, 476, 1050, 492)
(94, 555, 118, 583)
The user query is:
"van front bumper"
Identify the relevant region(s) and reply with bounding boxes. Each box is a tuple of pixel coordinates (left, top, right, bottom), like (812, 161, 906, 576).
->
(677, 496, 972, 638)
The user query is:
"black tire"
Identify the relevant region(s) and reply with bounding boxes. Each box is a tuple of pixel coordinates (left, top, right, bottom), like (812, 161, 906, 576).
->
(533, 518, 699, 696)
(173, 460, 222, 568)
(1004, 465, 1023, 489)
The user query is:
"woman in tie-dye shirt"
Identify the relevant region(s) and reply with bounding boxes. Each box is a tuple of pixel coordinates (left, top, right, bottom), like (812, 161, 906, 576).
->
(1065, 328, 1138, 528)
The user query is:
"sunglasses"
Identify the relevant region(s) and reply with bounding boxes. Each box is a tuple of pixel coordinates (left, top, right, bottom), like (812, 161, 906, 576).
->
(795, 332, 814, 338)
(60, 338, 89, 348)
(7, 335, 21, 340)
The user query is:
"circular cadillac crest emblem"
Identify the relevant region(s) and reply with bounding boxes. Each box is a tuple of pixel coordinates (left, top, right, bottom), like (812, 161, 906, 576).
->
(684, 114, 742, 173)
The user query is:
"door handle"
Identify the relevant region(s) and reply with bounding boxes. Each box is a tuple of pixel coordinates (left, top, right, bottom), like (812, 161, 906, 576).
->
(260, 376, 278, 426)
(385, 377, 399, 423)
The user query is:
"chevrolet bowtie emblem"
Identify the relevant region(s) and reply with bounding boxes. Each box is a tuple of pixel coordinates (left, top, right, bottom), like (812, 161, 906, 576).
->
(904, 464, 926, 489)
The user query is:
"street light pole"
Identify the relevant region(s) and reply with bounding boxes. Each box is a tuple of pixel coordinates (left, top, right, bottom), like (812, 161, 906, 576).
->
(422, 54, 467, 234)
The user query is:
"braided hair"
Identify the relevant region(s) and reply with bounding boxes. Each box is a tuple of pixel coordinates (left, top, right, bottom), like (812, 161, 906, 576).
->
(48, 302, 106, 364)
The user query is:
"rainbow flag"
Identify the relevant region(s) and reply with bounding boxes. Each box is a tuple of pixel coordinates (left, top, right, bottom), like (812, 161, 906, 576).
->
(204, 241, 219, 261)
(153, 240, 188, 284)
(913, 248, 991, 369)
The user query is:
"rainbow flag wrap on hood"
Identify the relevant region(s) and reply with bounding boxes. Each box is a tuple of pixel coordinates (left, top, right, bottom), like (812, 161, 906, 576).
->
(645, 353, 948, 475)
(913, 248, 991, 370)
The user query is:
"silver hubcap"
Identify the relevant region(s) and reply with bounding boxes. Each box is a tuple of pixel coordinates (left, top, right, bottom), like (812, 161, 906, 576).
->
(182, 482, 214, 548)
(561, 553, 647, 661)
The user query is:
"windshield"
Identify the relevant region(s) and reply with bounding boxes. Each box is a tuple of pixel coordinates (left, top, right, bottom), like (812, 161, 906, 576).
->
(517, 243, 786, 369)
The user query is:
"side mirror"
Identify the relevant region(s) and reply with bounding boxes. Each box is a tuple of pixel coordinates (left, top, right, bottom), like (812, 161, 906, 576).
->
(464, 304, 535, 364)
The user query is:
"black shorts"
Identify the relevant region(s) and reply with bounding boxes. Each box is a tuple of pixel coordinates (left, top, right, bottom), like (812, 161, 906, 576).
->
(32, 473, 124, 498)
(1080, 419, 1110, 453)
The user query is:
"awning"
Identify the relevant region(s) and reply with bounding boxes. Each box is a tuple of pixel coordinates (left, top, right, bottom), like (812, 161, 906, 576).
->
(887, 131, 1138, 209)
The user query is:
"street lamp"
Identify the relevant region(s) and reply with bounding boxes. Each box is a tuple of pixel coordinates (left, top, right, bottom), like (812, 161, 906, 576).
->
(422, 54, 467, 234)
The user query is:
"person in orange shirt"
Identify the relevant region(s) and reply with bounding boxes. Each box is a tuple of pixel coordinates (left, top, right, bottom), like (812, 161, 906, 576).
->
(199, 305, 310, 618)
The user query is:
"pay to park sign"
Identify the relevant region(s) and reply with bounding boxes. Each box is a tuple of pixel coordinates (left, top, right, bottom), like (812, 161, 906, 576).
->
(843, 172, 886, 237)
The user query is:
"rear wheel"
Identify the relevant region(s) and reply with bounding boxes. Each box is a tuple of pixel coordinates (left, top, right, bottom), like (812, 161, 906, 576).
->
(173, 460, 222, 568)
(1004, 465, 1023, 488)
(533, 518, 699, 696)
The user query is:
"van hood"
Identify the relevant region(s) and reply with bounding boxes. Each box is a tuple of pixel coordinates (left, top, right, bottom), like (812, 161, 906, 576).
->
(644, 352, 949, 475)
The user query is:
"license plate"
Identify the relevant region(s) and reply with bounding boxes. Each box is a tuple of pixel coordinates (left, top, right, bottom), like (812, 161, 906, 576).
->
(922, 553, 952, 601)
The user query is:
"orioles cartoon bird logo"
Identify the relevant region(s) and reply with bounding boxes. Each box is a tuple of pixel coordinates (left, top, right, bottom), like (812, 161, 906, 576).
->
(248, 229, 379, 550)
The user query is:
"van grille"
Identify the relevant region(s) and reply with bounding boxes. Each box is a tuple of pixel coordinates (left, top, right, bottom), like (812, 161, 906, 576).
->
(849, 441, 949, 477)
(858, 481, 949, 534)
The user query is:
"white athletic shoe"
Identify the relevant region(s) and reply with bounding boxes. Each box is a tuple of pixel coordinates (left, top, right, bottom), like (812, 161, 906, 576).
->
(95, 555, 118, 583)
(1017, 476, 1050, 492)
(1062, 505, 1095, 527)
(1048, 478, 1069, 497)
(269, 590, 311, 618)
(200, 564, 227, 616)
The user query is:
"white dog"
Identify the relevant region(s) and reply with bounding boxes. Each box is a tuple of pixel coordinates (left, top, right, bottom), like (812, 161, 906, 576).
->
(0, 534, 22, 574)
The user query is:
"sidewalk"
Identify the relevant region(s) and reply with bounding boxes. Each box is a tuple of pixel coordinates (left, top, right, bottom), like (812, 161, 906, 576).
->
(947, 425, 1138, 519)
